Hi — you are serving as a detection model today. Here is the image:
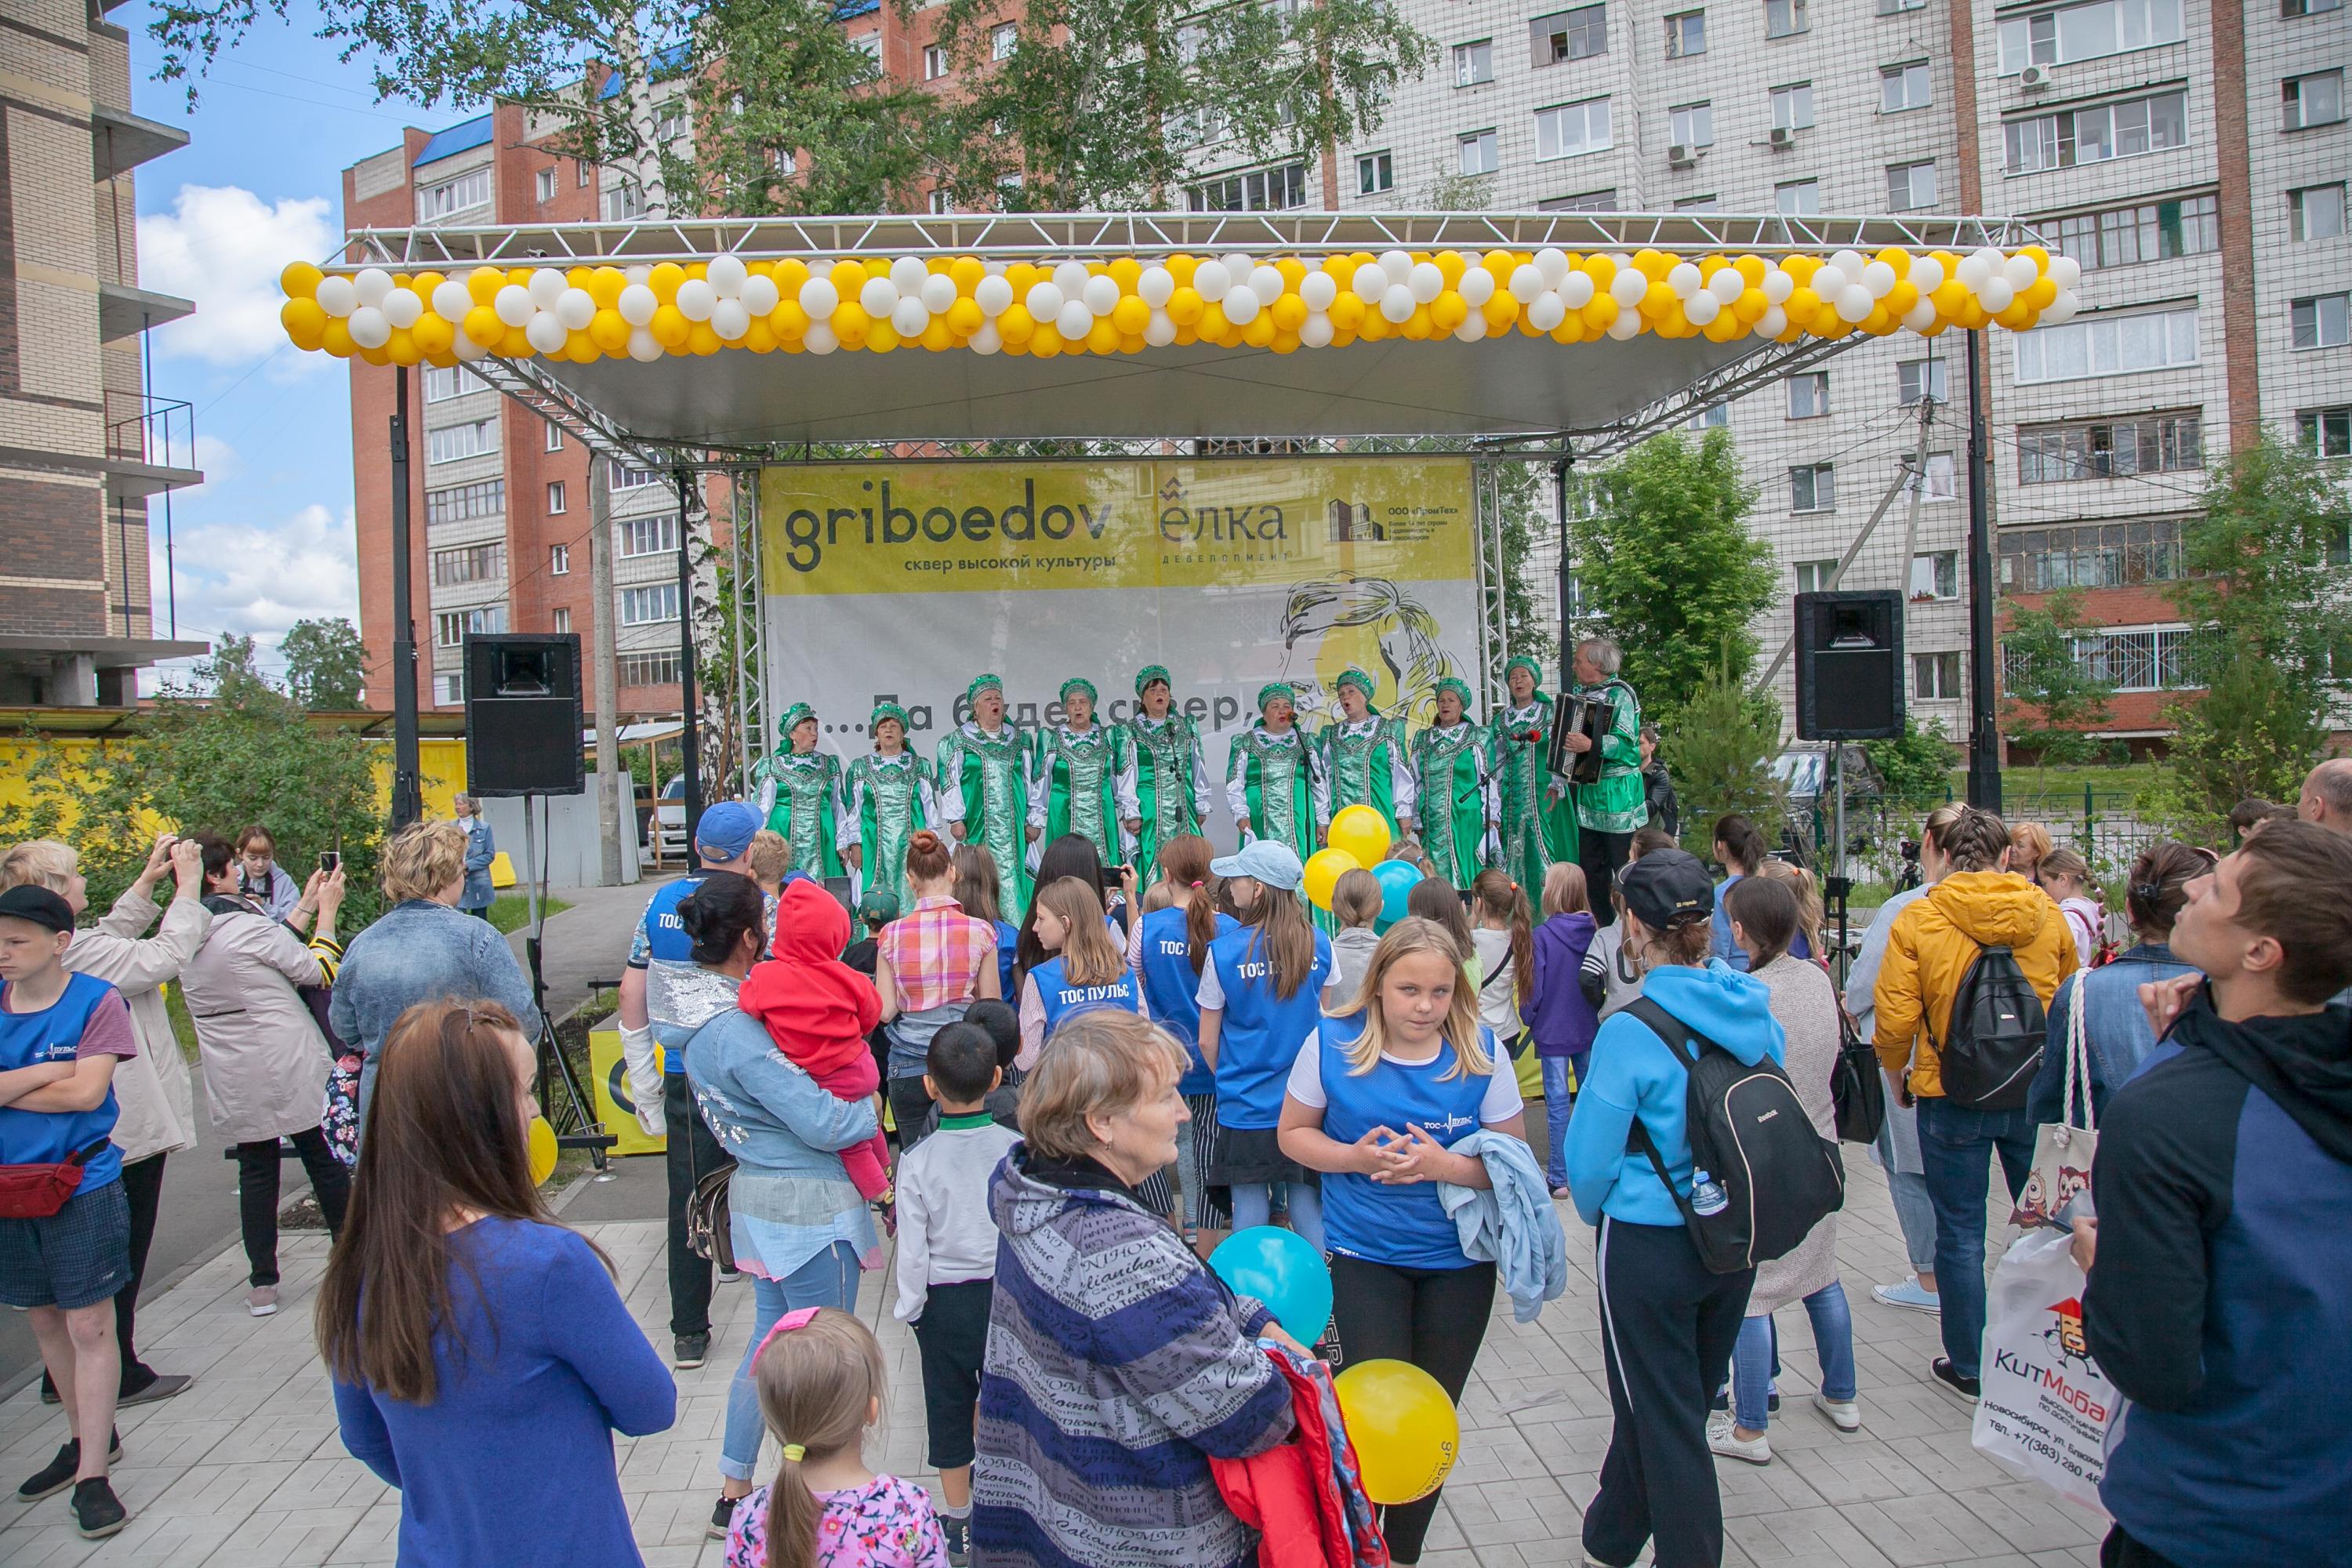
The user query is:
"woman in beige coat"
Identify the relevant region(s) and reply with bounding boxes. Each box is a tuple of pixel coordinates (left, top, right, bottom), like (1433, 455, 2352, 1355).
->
(181, 833, 350, 1318)
(1711, 873, 1857, 1466)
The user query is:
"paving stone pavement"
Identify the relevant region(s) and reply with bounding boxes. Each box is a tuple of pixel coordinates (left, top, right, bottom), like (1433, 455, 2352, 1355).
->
(0, 1154, 2111, 1567)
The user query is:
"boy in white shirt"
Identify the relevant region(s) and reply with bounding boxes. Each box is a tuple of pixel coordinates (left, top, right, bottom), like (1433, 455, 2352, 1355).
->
(893, 1021, 1020, 1566)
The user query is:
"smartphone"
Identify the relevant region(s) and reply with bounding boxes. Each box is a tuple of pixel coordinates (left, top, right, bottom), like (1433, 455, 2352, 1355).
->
(319, 851, 340, 873)
(1103, 864, 1131, 880)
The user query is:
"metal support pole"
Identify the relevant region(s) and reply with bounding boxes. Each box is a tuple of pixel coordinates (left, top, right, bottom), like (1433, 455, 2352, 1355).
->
(1831, 743, 1850, 987)
(390, 366, 423, 829)
(1964, 330, 2003, 812)
(674, 469, 703, 864)
(1553, 452, 1574, 692)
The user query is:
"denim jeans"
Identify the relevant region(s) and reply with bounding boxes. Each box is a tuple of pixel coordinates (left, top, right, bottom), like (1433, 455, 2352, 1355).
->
(1537, 1054, 1587, 1189)
(1732, 1283, 1855, 1431)
(1916, 1097, 2035, 1379)
(1229, 1181, 1324, 1253)
(1887, 1168, 1939, 1276)
(719, 1240, 862, 1482)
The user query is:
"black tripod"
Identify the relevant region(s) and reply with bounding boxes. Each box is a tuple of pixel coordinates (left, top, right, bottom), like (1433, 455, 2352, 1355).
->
(521, 793, 615, 1175)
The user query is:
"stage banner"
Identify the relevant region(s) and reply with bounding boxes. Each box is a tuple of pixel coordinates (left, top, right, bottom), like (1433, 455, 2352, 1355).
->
(757, 457, 1480, 843)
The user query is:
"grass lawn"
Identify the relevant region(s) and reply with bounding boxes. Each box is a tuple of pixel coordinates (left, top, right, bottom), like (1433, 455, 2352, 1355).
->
(486, 891, 571, 933)
(1942, 762, 2159, 804)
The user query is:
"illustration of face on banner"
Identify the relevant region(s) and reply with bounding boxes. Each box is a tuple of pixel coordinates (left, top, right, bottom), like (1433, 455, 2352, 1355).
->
(756, 458, 1479, 823)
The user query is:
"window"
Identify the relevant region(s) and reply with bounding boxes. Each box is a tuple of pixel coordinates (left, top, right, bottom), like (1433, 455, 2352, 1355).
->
(2004, 90, 2189, 172)
(1887, 160, 1937, 210)
(1542, 188, 1618, 210)
(430, 543, 506, 587)
(2285, 71, 2344, 129)
(1899, 358, 1948, 405)
(621, 585, 681, 626)
(924, 45, 949, 79)
(1998, 520, 2187, 590)
(1188, 162, 1309, 211)
(550, 543, 571, 575)
(2285, 0, 2344, 13)
(434, 673, 464, 706)
(2017, 413, 2203, 481)
(435, 605, 506, 646)
(545, 422, 564, 452)
(992, 24, 1016, 59)
(1998, 0, 2185, 72)
(2014, 305, 2199, 382)
(603, 180, 647, 221)
(2293, 294, 2352, 349)
(1455, 41, 1494, 85)
(2292, 185, 2348, 241)
(1532, 6, 1608, 64)
(1357, 151, 1395, 194)
(1770, 82, 1814, 130)
(1879, 0, 1926, 12)
(416, 167, 491, 223)
(1795, 558, 1838, 593)
(426, 480, 503, 524)
(552, 608, 572, 633)
(1666, 11, 1706, 56)
(1459, 130, 1500, 175)
(2299, 406, 2352, 456)
(1882, 61, 1933, 111)
(2044, 194, 2220, 269)
(1670, 102, 1714, 148)
(1535, 98, 1612, 158)
(927, 190, 954, 215)
(619, 651, 684, 687)
(546, 481, 567, 514)
(423, 365, 488, 403)
(1775, 179, 1820, 215)
(654, 103, 687, 142)
(1786, 372, 1829, 418)
(1914, 652, 1962, 699)
(1904, 455, 1958, 501)
(1675, 195, 1720, 211)
(617, 513, 681, 557)
(1766, 0, 1808, 36)
(1687, 401, 1730, 430)
(1791, 463, 1835, 510)
(609, 460, 663, 491)
(535, 167, 557, 202)
(577, 160, 592, 187)
(426, 416, 498, 464)
(2005, 626, 2193, 692)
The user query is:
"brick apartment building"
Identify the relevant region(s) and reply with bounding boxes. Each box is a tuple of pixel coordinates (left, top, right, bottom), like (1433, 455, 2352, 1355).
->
(0, 0, 205, 704)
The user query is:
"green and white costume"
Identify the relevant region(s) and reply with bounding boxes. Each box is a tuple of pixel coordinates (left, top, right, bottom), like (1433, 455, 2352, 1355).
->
(1123, 665, 1214, 883)
(1489, 665, 1579, 913)
(752, 702, 845, 880)
(1319, 669, 1416, 842)
(1569, 677, 1647, 837)
(1409, 687, 1495, 887)
(843, 703, 937, 909)
(935, 675, 1035, 910)
(1225, 683, 1327, 863)
(1029, 678, 1138, 869)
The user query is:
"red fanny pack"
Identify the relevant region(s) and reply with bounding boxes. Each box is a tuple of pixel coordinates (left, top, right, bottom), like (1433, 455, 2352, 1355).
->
(0, 1140, 111, 1221)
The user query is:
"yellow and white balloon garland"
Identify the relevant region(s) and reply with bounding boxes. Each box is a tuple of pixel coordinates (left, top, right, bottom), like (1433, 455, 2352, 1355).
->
(278, 244, 2080, 368)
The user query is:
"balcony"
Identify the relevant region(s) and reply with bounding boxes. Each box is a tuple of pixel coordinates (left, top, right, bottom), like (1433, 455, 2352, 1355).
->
(90, 106, 189, 182)
(98, 281, 193, 343)
(102, 392, 202, 500)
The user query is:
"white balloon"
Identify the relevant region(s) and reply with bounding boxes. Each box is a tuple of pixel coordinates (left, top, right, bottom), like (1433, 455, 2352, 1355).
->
(858, 277, 898, 319)
(675, 279, 717, 322)
(1609, 269, 1648, 307)
(2042, 290, 2079, 325)
(800, 278, 840, 318)
(315, 275, 358, 318)
(1052, 260, 1091, 297)
(452, 330, 490, 361)
(430, 281, 472, 321)
(707, 255, 750, 298)
(524, 310, 568, 354)
(1138, 267, 1175, 308)
(742, 274, 782, 316)
(1509, 264, 1545, 303)
(891, 256, 930, 295)
(1684, 291, 1721, 325)
(920, 274, 957, 314)
(712, 299, 752, 340)
(627, 327, 663, 362)
(968, 321, 1004, 354)
(1248, 265, 1285, 306)
(1221, 286, 1261, 325)
(2004, 253, 2039, 291)
(1220, 253, 1255, 284)
(1708, 268, 1745, 304)
(1762, 267, 1795, 304)
(1534, 247, 1570, 285)
(1300, 313, 1335, 348)
(1830, 250, 1867, 280)
(382, 289, 423, 329)
(1056, 299, 1094, 339)
(1453, 315, 1487, 343)
(1299, 271, 1338, 311)
(354, 267, 394, 308)
(346, 306, 390, 348)
(1144, 310, 1178, 347)
(494, 285, 535, 328)
(1083, 275, 1121, 315)
(1407, 263, 1444, 303)
(1351, 263, 1388, 303)
(892, 297, 931, 336)
(1969, 245, 2006, 282)
(1380, 284, 1415, 324)
(1559, 272, 1595, 309)
(1527, 292, 1566, 332)
(527, 268, 567, 309)
(623, 265, 651, 285)
(1836, 285, 1873, 323)
(1191, 262, 1231, 303)
(1457, 267, 1496, 307)
(974, 275, 1014, 315)
(2048, 255, 2082, 290)
(803, 321, 839, 355)
(554, 288, 595, 331)
(1862, 261, 1898, 298)
(1664, 263, 1699, 300)
(1378, 249, 1414, 285)
(1977, 276, 2016, 312)
(1907, 255, 1946, 293)
(1955, 252, 1990, 289)
(1025, 281, 1065, 320)
(618, 283, 659, 325)
(1813, 265, 1848, 299)
(1758, 305, 1788, 338)
(1606, 310, 1642, 340)
(1902, 299, 1939, 332)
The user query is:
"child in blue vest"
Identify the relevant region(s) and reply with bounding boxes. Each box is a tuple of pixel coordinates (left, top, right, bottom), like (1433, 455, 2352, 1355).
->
(1196, 840, 1342, 1253)
(1276, 916, 1526, 1565)
(1014, 877, 1142, 1069)
(0, 884, 140, 1540)
(1127, 834, 1236, 1250)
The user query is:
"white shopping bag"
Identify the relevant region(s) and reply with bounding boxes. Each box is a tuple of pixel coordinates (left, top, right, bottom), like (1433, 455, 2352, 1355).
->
(1969, 1228, 2117, 1517)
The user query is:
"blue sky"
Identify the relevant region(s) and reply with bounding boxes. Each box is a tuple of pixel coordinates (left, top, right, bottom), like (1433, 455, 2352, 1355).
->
(125, 3, 453, 687)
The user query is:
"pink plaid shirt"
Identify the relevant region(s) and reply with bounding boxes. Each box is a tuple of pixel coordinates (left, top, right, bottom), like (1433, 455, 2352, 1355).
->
(879, 896, 996, 1012)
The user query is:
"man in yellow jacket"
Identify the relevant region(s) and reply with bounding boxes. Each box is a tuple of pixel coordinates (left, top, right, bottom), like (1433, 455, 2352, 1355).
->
(1873, 806, 2078, 1405)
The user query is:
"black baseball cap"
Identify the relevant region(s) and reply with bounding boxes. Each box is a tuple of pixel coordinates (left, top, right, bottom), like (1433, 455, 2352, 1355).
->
(1619, 848, 1715, 931)
(0, 885, 74, 934)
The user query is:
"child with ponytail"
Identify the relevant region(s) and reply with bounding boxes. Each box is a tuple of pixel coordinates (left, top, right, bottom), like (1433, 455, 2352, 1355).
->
(1468, 869, 1541, 1104)
(725, 1307, 947, 1568)
(1127, 834, 1235, 1247)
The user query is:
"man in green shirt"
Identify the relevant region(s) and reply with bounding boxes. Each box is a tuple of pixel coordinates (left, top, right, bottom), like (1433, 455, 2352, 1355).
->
(1559, 636, 1644, 924)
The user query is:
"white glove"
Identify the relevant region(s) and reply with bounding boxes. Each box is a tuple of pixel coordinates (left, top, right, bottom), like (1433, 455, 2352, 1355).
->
(619, 1024, 666, 1138)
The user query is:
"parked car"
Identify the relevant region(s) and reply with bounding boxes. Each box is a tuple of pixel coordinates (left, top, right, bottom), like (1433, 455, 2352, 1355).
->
(641, 775, 688, 860)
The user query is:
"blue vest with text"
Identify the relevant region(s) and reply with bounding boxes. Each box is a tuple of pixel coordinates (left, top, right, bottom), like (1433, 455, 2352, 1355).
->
(1313, 1012, 1501, 1269)
(1139, 906, 1239, 1095)
(1207, 924, 1334, 1130)
(1030, 956, 1141, 1043)
(0, 972, 125, 1189)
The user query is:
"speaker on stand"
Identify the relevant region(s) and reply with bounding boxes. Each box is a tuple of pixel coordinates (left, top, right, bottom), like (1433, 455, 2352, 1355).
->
(1792, 590, 1906, 985)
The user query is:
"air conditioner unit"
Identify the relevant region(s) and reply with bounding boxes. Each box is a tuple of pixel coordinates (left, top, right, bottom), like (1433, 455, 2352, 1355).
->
(1769, 125, 1795, 148)
(2020, 63, 2053, 88)
(1668, 143, 1694, 166)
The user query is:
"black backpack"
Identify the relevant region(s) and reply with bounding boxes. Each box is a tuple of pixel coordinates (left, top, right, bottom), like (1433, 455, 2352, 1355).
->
(1936, 943, 2048, 1110)
(1624, 999, 1846, 1276)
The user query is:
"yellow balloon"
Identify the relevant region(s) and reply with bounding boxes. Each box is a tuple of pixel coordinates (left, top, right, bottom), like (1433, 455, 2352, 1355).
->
(385, 326, 421, 366)
(589, 308, 631, 353)
(648, 262, 686, 303)
(320, 317, 354, 358)
(1327, 806, 1394, 871)
(1302, 848, 1363, 912)
(1334, 1359, 1459, 1505)
(528, 1116, 558, 1186)
(650, 304, 691, 348)
(947, 297, 986, 336)
(281, 297, 327, 347)
(280, 261, 323, 299)
(462, 305, 505, 347)
(411, 313, 456, 355)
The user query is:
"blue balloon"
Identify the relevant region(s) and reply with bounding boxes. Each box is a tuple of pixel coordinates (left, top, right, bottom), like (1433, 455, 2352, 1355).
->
(1209, 1225, 1333, 1345)
(1373, 858, 1424, 926)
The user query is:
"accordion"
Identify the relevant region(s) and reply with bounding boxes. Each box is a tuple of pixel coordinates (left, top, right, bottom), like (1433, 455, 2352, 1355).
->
(1547, 691, 1618, 787)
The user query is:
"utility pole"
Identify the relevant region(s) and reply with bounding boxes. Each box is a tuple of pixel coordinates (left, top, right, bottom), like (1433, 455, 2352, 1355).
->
(590, 456, 623, 884)
(1553, 451, 1574, 690)
(674, 469, 703, 864)
(389, 365, 423, 829)
(1965, 328, 2004, 812)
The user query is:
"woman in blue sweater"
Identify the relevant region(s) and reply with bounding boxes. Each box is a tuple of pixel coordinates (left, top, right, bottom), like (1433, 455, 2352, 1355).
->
(321, 998, 675, 1568)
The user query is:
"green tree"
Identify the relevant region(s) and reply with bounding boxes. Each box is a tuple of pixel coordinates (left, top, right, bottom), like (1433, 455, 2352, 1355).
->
(1493, 460, 1555, 672)
(1998, 587, 2116, 777)
(1667, 643, 1787, 861)
(279, 616, 367, 710)
(1861, 716, 1956, 810)
(1569, 429, 1775, 724)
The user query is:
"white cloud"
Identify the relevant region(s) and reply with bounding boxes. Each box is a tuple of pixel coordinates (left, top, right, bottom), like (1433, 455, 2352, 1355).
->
(178, 434, 241, 499)
(137, 185, 335, 368)
(150, 502, 359, 665)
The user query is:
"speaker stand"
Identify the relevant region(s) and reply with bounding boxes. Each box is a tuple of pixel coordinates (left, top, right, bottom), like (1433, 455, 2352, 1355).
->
(523, 793, 617, 1178)
(1826, 745, 1851, 989)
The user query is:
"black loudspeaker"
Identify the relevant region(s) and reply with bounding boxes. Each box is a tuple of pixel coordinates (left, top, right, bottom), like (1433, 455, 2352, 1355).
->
(463, 633, 585, 796)
(1794, 590, 1905, 741)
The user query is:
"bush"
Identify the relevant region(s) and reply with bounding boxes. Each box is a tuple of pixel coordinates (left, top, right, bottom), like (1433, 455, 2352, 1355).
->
(1863, 717, 1957, 810)
(1666, 645, 1786, 862)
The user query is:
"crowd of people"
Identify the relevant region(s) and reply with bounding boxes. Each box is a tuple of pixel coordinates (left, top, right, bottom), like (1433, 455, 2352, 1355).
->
(0, 753, 2343, 1568)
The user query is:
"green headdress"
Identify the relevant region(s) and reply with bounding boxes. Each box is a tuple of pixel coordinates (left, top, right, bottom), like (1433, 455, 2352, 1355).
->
(1505, 655, 1545, 688)
(869, 701, 910, 735)
(778, 702, 816, 739)
(965, 673, 1004, 710)
(1134, 664, 1172, 697)
(1334, 666, 1377, 702)
(1059, 677, 1098, 706)
(1257, 681, 1298, 716)
(1434, 677, 1474, 712)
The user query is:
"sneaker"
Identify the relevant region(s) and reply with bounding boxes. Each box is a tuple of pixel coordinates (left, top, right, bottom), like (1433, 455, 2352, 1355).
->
(1550, 1185, 1572, 1201)
(1704, 1406, 1734, 1442)
(1929, 1358, 1980, 1406)
(941, 1512, 972, 1566)
(16, 1432, 122, 1503)
(716, 1265, 744, 1285)
(1813, 1393, 1863, 1432)
(1767, 1391, 1781, 1414)
(71, 1477, 128, 1540)
(247, 1286, 280, 1317)
(119, 1372, 193, 1407)
(673, 1333, 710, 1370)
(708, 1494, 741, 1540)
(1874, 1276, 1941, 1314)
(1708, 1423, 1772, 1465)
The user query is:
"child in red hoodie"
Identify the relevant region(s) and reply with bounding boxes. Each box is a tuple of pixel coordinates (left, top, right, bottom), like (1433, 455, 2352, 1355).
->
(735, 875, 893, 1203)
